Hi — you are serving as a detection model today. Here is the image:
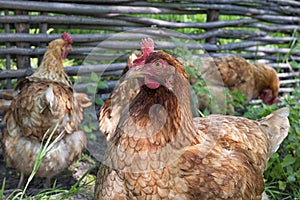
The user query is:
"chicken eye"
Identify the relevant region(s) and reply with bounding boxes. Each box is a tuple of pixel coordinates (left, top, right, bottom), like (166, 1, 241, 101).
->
(153, 61, 162, 68)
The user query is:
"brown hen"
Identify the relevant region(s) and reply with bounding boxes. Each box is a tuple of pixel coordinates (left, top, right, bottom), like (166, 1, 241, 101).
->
(193, 55, 280, 113)
(0, 32, 91, 187)
(94, 39, 290, 200)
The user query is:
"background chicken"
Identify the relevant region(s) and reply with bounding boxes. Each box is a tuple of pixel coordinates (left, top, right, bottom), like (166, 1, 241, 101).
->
(0, 32, 92, 187)
(188, 55, 280, 114)
(94, 38, 290, 199)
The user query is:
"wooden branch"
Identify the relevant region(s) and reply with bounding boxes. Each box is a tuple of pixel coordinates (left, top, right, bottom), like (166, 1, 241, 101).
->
(126, 1, 279, 15)
(116, 16, 257, 29)
(249, 23, 300, 32)
(2, 38, 297, 58)
(254, 15, 300, 24)
(14, 10, 30, 69)
(4, 9, 12, 89)
(245, 46, 300, 55)
(270, 0, 300, 7)
(280, 79, 300, 84)
(279, 88, 297, 93)
(0, 32, 167, 43)
(205, 9, 220, 46)
(218, 41, 266, 50)
(173, 3, 278, 15)
(0, 63, 126, 80)
(0, 15, 140, 27)
(278, 71, 300, 78)
(0, 0, 187, 15)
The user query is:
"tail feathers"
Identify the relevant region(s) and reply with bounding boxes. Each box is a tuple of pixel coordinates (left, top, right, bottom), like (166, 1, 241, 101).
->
(259, 107, 290, 159)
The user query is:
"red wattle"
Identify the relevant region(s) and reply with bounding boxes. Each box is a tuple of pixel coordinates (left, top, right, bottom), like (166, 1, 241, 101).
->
(61, 52, 68, 59)
(145, 76, 160, 89)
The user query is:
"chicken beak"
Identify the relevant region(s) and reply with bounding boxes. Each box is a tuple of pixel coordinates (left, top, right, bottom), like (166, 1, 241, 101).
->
(126, 66, 145, 80)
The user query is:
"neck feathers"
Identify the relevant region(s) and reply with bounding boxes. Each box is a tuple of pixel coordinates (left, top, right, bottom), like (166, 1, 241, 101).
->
(115, 69, 196, 149)
(32, 41, 71, 86)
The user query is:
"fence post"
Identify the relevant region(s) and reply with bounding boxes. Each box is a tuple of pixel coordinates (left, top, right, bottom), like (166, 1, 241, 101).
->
(4, 10, 12, 89)
(38, 11, 48, 66)
(14, 10, 30, 69)
(205, 9, 219, 53)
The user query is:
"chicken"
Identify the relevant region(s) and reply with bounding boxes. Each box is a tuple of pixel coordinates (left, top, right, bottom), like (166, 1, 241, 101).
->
(189, 55, 280, 113)
(94, 38, 290, 200)
(0, 32, 92, 187)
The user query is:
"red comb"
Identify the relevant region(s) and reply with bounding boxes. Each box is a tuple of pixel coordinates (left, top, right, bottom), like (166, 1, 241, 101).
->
(141, 37, 154, 52)
(132, 37, 155, 67)
(61, 32, 73, 44)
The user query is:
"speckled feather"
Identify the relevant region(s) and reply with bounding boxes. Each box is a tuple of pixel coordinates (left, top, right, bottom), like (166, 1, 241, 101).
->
(95, 50, 289, 200)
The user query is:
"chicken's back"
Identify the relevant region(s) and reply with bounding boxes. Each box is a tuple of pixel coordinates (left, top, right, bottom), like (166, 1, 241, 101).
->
(207, 55, 255, 102)
(1, 77, 87, 178)
(10, 78, 76, 138)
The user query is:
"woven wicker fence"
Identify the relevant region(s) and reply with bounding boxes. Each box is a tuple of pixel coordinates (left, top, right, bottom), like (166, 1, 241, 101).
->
(0, 0, 299, 107)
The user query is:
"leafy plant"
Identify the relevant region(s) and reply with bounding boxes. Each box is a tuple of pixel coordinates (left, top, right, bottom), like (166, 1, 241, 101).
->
(79, 72, 108, 142)
(262, 91, 300, 199)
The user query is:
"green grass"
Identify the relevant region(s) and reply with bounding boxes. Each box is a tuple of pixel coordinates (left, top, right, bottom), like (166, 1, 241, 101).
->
(0, 178, 5, 200)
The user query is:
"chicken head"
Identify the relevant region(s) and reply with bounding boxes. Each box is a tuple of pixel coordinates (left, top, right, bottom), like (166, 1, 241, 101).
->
(128, 54, 175, 90)
(61, 32, 73, 59)
(260, 88, 279, 105)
